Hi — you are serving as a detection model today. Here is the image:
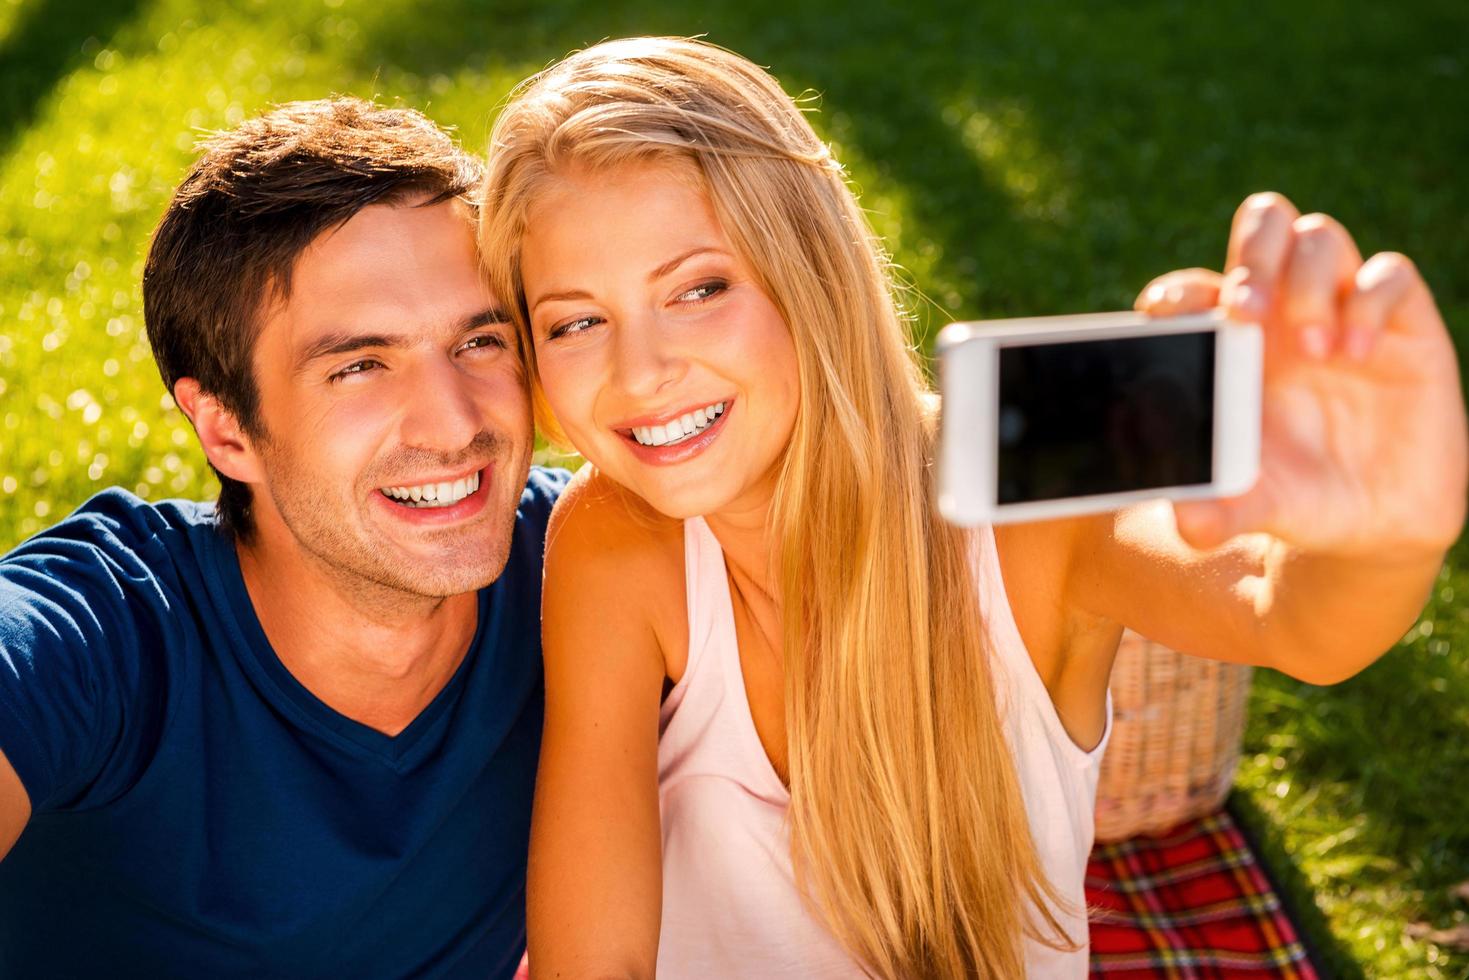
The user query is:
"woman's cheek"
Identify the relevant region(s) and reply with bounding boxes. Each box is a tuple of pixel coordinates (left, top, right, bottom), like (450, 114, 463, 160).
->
(534, 359, 599, 456)
(533, 354, 574, 418)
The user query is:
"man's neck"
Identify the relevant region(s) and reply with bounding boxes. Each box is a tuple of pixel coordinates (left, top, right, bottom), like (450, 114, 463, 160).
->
(234, 532, 479, 738)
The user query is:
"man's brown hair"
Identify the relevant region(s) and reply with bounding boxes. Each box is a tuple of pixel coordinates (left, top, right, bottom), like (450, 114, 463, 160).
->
(142, 97, 484, 538)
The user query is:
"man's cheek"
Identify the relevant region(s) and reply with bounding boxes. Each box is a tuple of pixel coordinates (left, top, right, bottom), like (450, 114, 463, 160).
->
(308, 409, 390, 481)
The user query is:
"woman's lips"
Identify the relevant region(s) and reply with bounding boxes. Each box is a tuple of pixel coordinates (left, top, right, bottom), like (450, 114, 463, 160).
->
(620, 399, 733, 466)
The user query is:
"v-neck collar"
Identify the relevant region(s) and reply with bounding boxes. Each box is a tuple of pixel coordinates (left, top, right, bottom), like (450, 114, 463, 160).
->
(202, 529, 488, 769)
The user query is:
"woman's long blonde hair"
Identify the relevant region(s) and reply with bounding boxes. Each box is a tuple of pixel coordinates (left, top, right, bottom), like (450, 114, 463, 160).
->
(480, 37, 1074, 978)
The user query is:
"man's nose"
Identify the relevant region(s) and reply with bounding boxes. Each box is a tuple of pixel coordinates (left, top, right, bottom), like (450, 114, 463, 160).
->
(610, 315, 686, 401)
(398, 357, 486, 453)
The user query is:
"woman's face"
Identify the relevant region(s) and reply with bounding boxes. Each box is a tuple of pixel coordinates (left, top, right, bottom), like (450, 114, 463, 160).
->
(520, 161, 801, 520)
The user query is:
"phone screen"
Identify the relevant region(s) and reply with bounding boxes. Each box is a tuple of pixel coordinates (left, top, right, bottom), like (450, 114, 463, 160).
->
(996, 331, 1215, 504)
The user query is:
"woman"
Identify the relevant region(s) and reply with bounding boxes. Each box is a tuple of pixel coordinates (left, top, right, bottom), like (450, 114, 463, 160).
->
(479, 37, 1467, 978)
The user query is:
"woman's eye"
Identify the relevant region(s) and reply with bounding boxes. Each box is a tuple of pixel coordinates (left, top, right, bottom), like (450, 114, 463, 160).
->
(329, 359, 382, 382)
(675, 280, 728, 303)
(548, 315, 603, 341)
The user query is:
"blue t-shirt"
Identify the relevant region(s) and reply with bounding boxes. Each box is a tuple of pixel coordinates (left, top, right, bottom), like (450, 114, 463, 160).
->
(0, 467, 568, 978)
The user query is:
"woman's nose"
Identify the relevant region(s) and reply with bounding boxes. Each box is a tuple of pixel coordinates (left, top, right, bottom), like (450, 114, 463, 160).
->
(609, 315, 686, 400)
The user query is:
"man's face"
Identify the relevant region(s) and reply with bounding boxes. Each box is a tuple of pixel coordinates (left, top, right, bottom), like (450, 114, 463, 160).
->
(245, 198, 532, 599)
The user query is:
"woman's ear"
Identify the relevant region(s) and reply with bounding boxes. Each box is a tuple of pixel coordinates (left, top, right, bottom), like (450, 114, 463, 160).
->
(172, 378, 266, 485)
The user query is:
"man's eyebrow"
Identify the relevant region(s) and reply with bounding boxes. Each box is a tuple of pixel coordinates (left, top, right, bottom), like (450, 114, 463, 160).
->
(295, 308, 509, 371)
(296, 332, 407, 369)
(460, 307, 512, 331)
(528, 247, 726, 314)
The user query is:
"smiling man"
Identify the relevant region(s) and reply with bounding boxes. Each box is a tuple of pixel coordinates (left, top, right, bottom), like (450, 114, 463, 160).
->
(0, 99, 563, 978)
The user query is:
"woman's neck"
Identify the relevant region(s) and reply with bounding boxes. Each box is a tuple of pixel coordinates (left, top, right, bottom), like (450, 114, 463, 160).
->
(703, 482, 779, 602)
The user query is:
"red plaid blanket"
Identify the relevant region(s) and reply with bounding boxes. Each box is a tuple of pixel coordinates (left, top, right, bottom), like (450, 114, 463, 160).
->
(1086, 809, 1319, 978)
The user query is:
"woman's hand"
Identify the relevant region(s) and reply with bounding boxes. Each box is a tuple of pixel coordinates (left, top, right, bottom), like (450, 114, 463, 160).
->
(1136, 191, 1468, 559)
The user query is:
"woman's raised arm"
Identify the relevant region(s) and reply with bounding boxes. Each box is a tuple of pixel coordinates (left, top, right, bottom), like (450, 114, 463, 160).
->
(1052, 192, 1466, 707)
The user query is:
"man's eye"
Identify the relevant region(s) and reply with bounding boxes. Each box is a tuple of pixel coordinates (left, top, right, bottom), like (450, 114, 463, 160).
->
(329, 359, 382, 382)
(460, 334, 508, 353)
(675, 280, 728, 303)
(548, 315, 603, 341)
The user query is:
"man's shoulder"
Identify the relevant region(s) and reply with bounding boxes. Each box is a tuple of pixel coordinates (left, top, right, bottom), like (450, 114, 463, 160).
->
(5, 487, 219, 568)
(0, 490, 222, 814)
(2, 488, 228, 630)
(514, 465, 573, 533)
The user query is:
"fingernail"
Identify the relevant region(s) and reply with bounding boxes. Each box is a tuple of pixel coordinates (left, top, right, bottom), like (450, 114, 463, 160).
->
(1234, 284, 1263, 318)
(1299, 324, 1330, 359)
(1145, 283, 1167, 307)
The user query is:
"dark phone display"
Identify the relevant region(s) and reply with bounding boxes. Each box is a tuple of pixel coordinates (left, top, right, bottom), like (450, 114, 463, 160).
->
(996, 331, 1215, 504)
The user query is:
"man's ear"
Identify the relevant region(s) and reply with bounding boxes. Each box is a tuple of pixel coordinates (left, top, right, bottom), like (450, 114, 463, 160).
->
(172, 379, 266, 484)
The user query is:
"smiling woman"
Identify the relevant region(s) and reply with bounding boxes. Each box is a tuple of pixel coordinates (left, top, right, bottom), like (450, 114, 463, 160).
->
(521, 160, 800, 519)
(478, 35, 1466, 980)
(480, 38, 1089, 978)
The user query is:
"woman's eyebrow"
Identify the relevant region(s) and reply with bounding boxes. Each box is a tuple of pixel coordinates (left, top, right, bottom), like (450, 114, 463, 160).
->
(648, 245, 724, 282)
(527, 245, 728, 314)
(529, 288, 591, 314)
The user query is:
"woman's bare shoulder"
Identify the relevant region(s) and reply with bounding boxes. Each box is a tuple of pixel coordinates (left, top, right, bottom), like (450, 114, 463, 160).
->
(543, 466, 688, 667)
(548, 466, 683, 566)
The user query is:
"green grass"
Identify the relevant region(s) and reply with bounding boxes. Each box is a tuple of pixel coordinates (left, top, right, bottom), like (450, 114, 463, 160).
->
(2, 0, 1467, 973)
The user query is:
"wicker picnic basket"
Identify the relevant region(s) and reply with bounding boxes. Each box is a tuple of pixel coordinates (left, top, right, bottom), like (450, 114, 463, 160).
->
(1092, 629, 1253, 842)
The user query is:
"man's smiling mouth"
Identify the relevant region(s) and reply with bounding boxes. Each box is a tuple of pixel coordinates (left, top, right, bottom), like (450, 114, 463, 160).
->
(379, 470, 481, 508)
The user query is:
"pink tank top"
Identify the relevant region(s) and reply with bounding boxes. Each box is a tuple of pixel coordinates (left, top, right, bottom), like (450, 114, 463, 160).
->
(655, 517, 1112, 978)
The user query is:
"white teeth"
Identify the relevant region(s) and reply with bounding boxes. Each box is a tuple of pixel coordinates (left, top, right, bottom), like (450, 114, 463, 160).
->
(380, 471, 483, 509)
(629, 400, 728, 447)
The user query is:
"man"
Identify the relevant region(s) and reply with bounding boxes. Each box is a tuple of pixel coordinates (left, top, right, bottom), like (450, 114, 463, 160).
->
(0, 98, 560, 977)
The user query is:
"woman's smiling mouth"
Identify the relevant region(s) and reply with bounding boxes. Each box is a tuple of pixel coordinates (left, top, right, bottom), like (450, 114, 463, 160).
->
(629, 400, 726, 447)
(618, 398, 733, 465)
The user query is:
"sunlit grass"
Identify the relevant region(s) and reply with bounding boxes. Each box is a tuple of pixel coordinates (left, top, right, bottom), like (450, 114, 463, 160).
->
(2, 0, 1467, 974)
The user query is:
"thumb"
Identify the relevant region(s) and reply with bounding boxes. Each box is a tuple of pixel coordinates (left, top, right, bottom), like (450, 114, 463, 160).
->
(1172, 492, 1269, 550)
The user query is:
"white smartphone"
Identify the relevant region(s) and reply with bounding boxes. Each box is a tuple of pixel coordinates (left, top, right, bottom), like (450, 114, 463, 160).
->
(936, 310, 1263, 526)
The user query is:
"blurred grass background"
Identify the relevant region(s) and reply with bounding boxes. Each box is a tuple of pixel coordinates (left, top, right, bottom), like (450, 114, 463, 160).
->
(1, 0, 1466, 974)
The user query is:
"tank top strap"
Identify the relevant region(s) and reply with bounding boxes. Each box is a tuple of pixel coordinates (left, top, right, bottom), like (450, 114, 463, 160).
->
(971, 524, 1114, 764)
(969, 525, 1037, 695)
(665, 517, 742, 709)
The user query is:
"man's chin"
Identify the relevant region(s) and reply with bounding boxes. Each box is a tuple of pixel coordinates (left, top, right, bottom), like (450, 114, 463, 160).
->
(372, 538, 513, 598)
